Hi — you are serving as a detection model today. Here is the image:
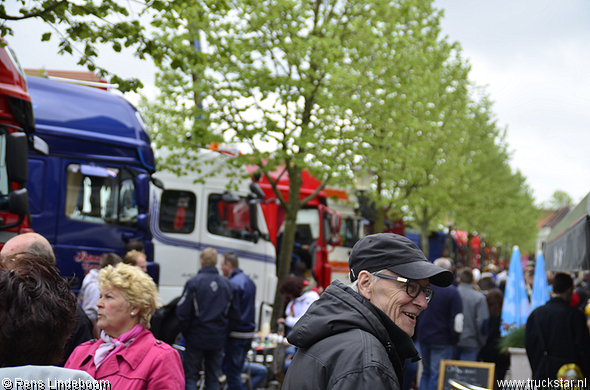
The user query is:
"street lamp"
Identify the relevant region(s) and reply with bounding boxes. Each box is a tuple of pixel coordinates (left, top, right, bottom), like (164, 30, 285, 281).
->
(352, 166, 377, 235)
(352, 166, 375, 193)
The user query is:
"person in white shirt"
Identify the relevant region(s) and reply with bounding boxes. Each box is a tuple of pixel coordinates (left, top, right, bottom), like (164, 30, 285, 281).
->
(79, 252, 122, 338)
(277, 276, 320, 371)
(278, 276, 320, 331)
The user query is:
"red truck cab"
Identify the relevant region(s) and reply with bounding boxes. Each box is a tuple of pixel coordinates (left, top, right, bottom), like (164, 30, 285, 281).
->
(0, 42, 36, 243)
(249, 167, 341, 290)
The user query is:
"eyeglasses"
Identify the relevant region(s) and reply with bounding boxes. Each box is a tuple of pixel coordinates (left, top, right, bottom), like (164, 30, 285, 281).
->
(373, 273, 435, 303)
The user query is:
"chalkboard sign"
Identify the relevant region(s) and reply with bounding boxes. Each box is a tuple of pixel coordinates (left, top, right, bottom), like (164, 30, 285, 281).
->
(438, 360, 495, 390)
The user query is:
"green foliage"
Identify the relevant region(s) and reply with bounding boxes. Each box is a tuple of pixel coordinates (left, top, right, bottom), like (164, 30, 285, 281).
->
(446, 92, 539, 252)
(143, 0, 461, 321)
(405, 89, 539, 256)
(334, 0, 473, 237)
(141, 0, 540, 314)
(499, 326, 526, 353)
(0, 0, 164, 92)
(544, 190, 573, 210)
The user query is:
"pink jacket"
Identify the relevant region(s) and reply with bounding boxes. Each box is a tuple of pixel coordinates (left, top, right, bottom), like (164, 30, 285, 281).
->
(65, 328, 184, 390)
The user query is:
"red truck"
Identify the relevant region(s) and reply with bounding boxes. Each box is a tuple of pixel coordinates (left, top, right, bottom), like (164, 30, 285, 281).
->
(249, 166, 341, 289)
(0, 42, 45, 244)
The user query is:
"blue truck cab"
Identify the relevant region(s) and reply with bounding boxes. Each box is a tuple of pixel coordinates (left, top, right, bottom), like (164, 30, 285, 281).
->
(27, 76, 156, 289)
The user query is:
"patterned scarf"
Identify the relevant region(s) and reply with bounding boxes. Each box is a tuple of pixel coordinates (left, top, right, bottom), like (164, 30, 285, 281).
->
(94, 323, 144, 368)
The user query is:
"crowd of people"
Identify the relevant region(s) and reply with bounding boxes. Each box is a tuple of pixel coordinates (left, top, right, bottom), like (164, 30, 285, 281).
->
(407, 252, 590, 390)
(0, 234, 269, 390)
(3, 231, 590, 390)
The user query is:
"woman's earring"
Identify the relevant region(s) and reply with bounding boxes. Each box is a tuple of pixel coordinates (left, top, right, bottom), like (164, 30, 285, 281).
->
(131, 312, 135, 316)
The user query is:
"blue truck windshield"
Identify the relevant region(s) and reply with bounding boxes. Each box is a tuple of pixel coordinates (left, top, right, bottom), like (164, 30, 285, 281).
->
(65, 164, 138, 227)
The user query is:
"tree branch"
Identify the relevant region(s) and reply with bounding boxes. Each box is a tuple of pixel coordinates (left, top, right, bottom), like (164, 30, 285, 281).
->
(0, 0, 69, 21)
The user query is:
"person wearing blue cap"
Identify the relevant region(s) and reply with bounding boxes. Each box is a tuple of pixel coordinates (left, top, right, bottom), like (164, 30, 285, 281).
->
(282, 233, 453, 390)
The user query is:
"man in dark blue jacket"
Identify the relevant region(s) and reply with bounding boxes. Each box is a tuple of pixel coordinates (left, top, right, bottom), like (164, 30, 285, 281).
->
(416, 258, 463, 390)
(177, 247, 241, 390)
(221, 252, 257, 390)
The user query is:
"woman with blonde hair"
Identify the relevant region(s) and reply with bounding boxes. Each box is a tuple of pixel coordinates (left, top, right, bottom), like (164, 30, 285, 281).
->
(66, 263, 184, 389)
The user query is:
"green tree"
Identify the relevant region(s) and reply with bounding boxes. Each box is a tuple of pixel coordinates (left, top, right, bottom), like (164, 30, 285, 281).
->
(334, 0, 472, 255)
(544, 190, 573, 209)
(0, 0, 163, 91)
(405, 90, 539, 259)
(142, 0, 462, 321)
(450, 93, 539, 256)
(404, 90, 498, 258)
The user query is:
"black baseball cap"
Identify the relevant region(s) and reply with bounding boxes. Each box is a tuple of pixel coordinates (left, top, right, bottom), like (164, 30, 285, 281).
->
(348, 233, 453, 287)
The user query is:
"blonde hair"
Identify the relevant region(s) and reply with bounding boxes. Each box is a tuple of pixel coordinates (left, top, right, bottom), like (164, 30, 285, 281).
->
(99, 263, 160, 329)
(201, 247, 218, 267)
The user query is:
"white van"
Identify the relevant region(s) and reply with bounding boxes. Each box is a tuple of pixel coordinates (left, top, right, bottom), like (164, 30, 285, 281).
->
(149, 149, 277, 343)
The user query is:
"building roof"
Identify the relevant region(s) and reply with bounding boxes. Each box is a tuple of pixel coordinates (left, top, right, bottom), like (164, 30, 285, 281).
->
(538, 206, 570, 229)
(24, 69, 106, 83)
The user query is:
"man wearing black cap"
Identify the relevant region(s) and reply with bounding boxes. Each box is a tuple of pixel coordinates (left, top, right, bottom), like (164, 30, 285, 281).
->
(282, 233, 453, 390)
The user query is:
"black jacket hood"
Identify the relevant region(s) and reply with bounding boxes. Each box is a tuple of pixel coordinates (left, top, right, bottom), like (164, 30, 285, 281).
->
(287, 280, 419, 361)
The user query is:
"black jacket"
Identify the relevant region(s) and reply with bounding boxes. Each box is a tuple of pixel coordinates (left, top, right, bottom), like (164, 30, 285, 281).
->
(176, 266, 240, 349)
(283, 280, 419, 390)
(526, 297, 590, 381)
(62, 305, 93, 365)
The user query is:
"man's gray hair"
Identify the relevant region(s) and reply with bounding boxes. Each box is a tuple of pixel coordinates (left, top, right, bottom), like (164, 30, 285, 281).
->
(349, 269, 386, 292)
(433, 257, 453, 271)
(26, 241, 56, 266)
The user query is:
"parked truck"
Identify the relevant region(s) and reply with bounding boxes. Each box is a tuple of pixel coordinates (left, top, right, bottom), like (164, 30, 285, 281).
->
(0, 42, 45, 245)
(324, 190, 363, 284)
(248, 167, 342, 290)
(149, 148, 277, 343)
(23, 74, 275, 343)
(26, 75, 156, 289)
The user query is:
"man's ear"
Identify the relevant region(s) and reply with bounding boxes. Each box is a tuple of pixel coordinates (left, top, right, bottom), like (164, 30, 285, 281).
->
(357, 270, 373, 300)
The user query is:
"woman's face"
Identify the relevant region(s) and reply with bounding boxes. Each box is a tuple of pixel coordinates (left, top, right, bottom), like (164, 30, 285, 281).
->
(97, 285, 140, 338)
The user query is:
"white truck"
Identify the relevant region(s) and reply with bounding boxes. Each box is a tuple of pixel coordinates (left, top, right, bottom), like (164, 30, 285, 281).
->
(325, 192, 364, 284)
(149, 149, 277, 344)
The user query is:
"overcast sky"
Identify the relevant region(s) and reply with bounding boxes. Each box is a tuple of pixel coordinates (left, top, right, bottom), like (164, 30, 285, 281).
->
(435, 0, 590, 207)
(5, 0, 590, 206)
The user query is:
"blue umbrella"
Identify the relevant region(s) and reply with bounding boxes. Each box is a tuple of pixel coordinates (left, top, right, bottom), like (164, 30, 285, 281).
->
(530, 251, 550, 311)
(500, 245, 530, 336)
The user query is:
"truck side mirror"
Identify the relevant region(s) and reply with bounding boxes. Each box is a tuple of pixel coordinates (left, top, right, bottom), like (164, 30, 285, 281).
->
(6, 132, 28, 185)
(152, 177, 164, 189)
(330, 213, 341, 234)
(249, 182, 266, 200)
(8, 188, 29, 216)
(249, 199, 260, 244)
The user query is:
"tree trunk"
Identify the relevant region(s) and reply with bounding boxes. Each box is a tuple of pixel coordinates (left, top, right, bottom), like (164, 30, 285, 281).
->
(270, 166, 303, 330)
(419, 219, 430, 260)
(373, 175, 385, 233)
(374, 206, 386, 233)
